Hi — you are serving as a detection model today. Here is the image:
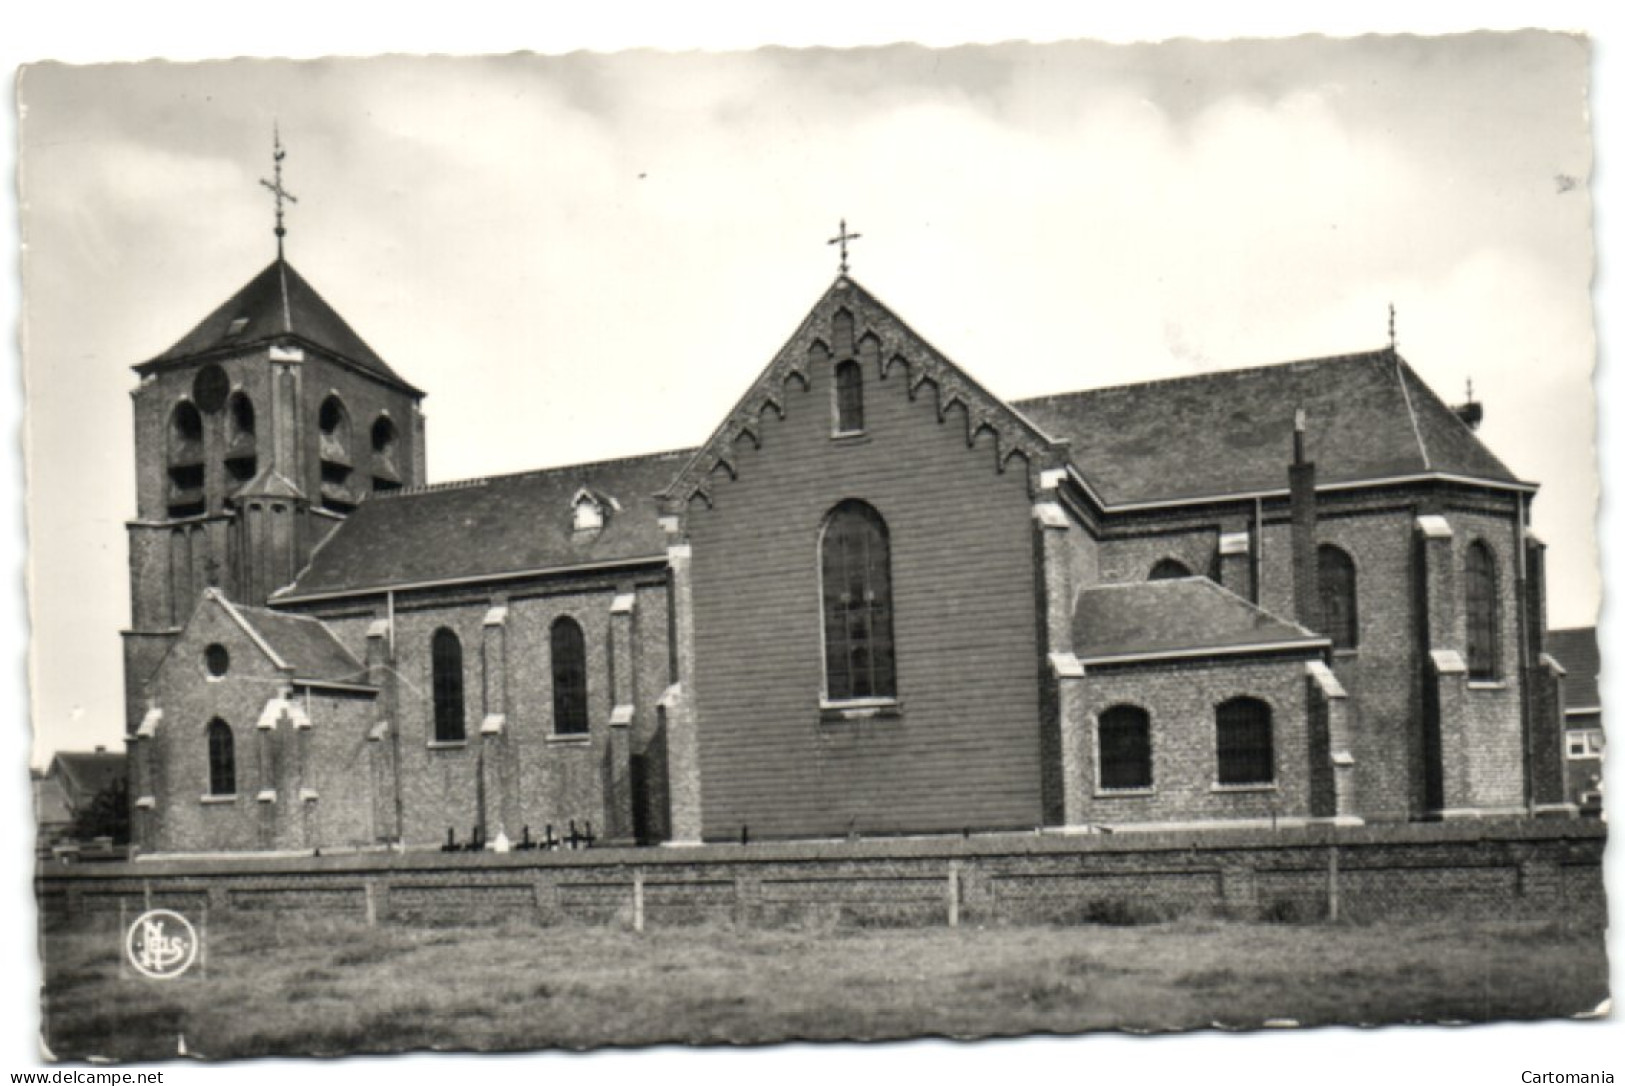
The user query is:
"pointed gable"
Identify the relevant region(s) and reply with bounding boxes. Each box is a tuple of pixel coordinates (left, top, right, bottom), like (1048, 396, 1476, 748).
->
(660, 275, 1070, 510)
(134, 258, 422, 396)
(1016, 350, 1524, 508)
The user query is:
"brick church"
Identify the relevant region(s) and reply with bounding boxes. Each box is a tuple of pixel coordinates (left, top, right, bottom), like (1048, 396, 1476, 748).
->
(122, 241, 1579, 855)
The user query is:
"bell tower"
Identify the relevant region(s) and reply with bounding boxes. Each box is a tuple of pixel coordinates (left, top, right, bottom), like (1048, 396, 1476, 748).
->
(121, 132, 427, 734)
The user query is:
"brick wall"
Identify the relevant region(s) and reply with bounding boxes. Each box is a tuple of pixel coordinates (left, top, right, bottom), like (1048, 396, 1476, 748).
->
(41, 820, 1606, 931)
(683, 303, 1044, 840)
(1073, 655, 1317, 825)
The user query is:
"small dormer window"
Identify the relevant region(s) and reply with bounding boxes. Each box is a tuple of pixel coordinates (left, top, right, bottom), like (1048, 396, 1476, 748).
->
(573, 494, 605, 533)
(226, 316, 250, 337)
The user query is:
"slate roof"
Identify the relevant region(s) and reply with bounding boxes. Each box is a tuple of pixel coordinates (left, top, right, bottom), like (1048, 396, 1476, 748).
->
(1014, 350, 1523, 507)
(137, 258, 421, 395)
(48, 751, 127, 806)
(277, 448, 696, 600)
(1548, 626, 1601, 714)
(1072, 577, 1326, 662)
(221, 595, 370, 686)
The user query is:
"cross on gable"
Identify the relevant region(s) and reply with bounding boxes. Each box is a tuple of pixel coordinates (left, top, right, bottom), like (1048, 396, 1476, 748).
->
(827, 218, 862, 275)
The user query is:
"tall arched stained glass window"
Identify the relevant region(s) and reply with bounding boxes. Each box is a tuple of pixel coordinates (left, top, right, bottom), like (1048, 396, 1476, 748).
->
(821, 500, 896, 701)
(551, 617, 589, 736)
(431, 628, 466, 743)
(1318, 544, 1359, 650)
(1465, 541, 1500, 681)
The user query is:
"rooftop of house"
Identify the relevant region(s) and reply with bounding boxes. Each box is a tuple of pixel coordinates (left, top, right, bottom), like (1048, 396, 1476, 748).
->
(216, 592, 370, 685)
(1072, 577, 1327, 662)
(1015, 349, 1520, 507)
(276, 448, 696, 601)
(136, 257, 421, 395)
(1548, 626, 1601, 716)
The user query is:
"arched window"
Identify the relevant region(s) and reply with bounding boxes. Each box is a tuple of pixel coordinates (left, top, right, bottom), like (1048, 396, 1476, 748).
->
(834, 360, 864, 434)
(206, 718, 235, 796)
(1318, 544, 1359, 650)
(225, 392, 258, 482)
(167, 401, 206, 518)
(821, 500, 896, 701)
(1216, 696, 1273, 786)
(318, 396, 356, 513)
(551, 617, 589, 735)
(1148, 558, 1191, 581)
(1465, 541, 1500, 680)
(369, 415, 401, 493)
(1098, 705, 1152, 791)
(431, 628, 466, 743)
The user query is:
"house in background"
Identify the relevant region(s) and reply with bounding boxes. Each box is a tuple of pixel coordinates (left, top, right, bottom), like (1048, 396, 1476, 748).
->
(1549, 627, 1604, 816)
(33, 747, 128, 857)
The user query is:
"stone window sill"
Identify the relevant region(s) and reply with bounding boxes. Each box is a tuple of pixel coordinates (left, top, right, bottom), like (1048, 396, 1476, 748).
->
(831, 429, 868, 442)
(1094, 787, 1154, 799)
(426, 740, 467, 751)
(1467, 680, 1508, 691)
(1210, 782, 1278, 794)
(820, 698, 902, 723)
(546, 733, 591, 746)
(199, 794, 237, 805)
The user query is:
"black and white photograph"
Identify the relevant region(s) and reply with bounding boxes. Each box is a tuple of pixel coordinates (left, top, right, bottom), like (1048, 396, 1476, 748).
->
(8, 7, 1619, 1081)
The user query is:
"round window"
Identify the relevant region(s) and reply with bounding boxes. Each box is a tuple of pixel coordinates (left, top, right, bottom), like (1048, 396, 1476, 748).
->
(204, 643, 230, 678)
(193, 364, 230, 414)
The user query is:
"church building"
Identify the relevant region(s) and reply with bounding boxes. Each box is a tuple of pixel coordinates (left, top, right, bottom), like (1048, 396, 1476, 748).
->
(122, 230, 1577, 854)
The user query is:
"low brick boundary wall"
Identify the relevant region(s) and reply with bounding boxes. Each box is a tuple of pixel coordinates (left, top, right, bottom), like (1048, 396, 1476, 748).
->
(37, 820, 1607, 930)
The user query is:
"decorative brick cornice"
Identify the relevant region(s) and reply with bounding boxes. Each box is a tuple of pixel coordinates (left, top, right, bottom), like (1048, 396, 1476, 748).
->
(661, 276, 1069, 513)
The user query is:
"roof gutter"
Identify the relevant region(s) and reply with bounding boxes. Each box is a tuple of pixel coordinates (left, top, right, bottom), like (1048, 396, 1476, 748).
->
(273, 553, 670, 606)
(1077, 637, 1332, 667)
(1092, 470, 1538, 515)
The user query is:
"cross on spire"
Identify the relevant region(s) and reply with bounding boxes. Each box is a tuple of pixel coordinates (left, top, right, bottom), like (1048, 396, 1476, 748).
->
(828, 218, 861, 276)
(1388, 302, 1397, 352)
(259, 124, 298, 260)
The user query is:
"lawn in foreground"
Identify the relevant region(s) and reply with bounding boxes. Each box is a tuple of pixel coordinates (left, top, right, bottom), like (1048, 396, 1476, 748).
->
(40, 915, 1608, 1060)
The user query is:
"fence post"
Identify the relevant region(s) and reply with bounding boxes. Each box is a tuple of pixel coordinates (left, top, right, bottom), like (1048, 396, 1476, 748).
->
(633, 868, 645, 933)
(1327, 844, 1340, 923)
(947, 861, 961, 928)
(364, 880, 378, 928)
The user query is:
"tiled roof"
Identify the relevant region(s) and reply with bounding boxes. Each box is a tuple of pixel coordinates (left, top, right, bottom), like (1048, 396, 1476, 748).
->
(1548, 626, 1601, 714)
(224, 599, 369, 686)
(137, 258, 420, 395)
(277, 448, 695, 600)
(1014, 351, 1521, 507)
(1072, 577, 1325, 661)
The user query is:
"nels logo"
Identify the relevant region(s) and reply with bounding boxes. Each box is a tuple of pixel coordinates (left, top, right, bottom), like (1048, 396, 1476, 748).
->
(126, 909, 199, 979)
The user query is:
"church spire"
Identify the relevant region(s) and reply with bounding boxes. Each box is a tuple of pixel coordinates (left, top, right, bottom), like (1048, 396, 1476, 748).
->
(259, 123, 298, 261)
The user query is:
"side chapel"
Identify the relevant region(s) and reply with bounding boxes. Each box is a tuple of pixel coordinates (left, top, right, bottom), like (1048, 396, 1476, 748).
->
(122, 216, 1577, 854)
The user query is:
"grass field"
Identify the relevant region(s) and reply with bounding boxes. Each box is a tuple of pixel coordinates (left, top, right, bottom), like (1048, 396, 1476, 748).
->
(40, 915, 1609, 1061)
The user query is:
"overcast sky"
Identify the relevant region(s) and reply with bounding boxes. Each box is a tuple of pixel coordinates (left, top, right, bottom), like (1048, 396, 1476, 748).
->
(18, 34, 1598, 764)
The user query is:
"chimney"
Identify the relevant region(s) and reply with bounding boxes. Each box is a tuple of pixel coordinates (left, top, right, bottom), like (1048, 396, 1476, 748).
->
(1289, 409, 1322, 632)
(94, 745, 106, 753)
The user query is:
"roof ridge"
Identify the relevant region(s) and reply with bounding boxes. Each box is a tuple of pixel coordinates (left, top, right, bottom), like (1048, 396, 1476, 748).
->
(1013, 347, 1393, 406)
(373, 446, 701, 501)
